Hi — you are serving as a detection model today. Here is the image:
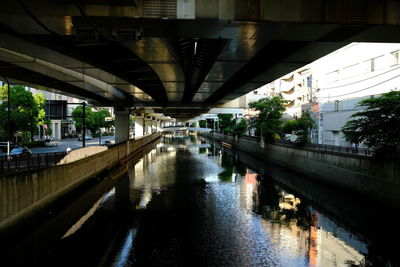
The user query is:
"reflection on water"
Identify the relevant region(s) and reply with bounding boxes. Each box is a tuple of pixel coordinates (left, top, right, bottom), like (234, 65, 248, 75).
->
(114, 134, 375, 267)
(2, 134, 398, 267)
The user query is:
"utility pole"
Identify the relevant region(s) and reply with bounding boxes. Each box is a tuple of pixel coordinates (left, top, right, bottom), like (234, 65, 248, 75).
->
(82, 101, 86, 147)
(307, 74, 314, 143)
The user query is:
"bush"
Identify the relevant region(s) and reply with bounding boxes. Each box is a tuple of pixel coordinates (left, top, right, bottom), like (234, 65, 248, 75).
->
(19, 140, 45, 148)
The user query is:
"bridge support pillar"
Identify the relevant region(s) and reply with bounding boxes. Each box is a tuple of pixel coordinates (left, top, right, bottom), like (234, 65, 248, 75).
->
(115, 107, 130, 143)
(151, 119, 156, 133)
(145, 116, 152, 135)
(135, 114, 144, 138)
(156, 120, 161, 131)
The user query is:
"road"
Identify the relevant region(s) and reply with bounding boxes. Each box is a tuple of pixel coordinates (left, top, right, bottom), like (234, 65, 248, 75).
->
(29, 136, 115, 154)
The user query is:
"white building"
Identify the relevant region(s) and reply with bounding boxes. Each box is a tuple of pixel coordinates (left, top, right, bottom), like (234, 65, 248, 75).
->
(315, 43, 400, 145)
(245, 42, 400, 144)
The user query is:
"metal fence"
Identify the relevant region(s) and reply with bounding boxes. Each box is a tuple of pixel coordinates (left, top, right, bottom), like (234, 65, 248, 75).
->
(212, 132, 373, 156)
(272, 139, 373, 156)
(0, 152, 67, 174)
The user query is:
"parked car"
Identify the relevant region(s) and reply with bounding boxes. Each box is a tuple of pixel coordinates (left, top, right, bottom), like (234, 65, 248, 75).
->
(78, 135, 93, 141)
(44, 139, 59, 147)
(9, 146, 32, 159)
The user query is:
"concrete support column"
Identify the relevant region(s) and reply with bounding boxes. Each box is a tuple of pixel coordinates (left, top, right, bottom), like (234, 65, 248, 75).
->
(134, 114, 144, 138)
(115, 107, 130, 143)
(145, 116, 152, 135)
(156, 120, 161, 131)
(151, 119, 157, 133)
(195, 121, 200, 128)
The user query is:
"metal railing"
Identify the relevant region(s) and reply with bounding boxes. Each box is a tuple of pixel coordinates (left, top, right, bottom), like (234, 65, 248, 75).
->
(210, 132, 373, 156)
(0, 152, 67, 175)
(272, 139, 373, 156)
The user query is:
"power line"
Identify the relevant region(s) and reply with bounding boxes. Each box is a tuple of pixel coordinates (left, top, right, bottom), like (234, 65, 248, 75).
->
(319, 73, 400, 99)
(322, 65, 400, 90)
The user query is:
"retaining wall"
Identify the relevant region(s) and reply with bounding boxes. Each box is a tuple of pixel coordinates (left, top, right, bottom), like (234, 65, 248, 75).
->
(0, 133, 161, 231)
(210, 132, 400, 207)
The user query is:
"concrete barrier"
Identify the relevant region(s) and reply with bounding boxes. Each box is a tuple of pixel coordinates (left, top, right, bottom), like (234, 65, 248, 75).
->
(208, 132, 400, 207)
(58, 145, 108, 164)
(0, 132, 161, 232)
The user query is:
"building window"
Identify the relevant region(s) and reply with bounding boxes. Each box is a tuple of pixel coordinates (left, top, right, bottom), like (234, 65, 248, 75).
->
(390, 50, 399, 66)
(372, 55, 386, 71)
(363, 59, 372, 73)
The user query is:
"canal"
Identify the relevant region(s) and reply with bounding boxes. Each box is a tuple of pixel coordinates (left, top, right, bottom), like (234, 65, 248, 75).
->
(1, 134, 399, 267)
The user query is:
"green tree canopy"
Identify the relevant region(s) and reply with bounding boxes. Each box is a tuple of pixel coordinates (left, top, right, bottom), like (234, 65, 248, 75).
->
(72, 105, 95, 134)
(199, 120, 207, 128)
(282, 119, 298, 134)
(249, 96, 287, 140)
(217, 114, 235, 133)
(231, 118, 247, 136)
(0, 85, 46, 141)
(342, 91, 400, 158)
(72, 106, 113, 134)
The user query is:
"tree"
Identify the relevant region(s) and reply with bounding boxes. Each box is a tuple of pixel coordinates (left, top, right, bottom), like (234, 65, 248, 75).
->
(95, 109, 113, 131)
(0, 85, 46, 141)
(72, 105, 96, 134)
(199, 120, 207, 128)
(294, 111, 316, 145)
(282, 119, 298, 134)
(342, 91, 400, 158)
(249, 96, 287, 141)
(217, 114, 235, 133)
(72, 106, 113, 135)
(231, 118, 247, 136)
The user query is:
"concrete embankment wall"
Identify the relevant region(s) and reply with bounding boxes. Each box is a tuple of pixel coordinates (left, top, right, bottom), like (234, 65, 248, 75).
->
(209, 133, 400, 207)
(0, 133, 161, 231)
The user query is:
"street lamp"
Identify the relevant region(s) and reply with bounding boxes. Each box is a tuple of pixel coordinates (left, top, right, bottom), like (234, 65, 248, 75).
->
(0, 74, 11, 156)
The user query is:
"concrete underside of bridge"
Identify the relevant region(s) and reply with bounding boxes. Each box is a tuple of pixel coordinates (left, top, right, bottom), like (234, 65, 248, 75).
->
(1, 0, 400, 119)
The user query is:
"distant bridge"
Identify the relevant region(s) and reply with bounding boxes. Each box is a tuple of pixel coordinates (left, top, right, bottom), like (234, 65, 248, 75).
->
(161, 127, 212, 132)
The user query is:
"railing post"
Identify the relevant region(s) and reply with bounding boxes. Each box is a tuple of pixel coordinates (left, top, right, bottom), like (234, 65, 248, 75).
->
(1, 157, 3, 173)
(37, 153, 40, 167)
(46, 153, 49, 167)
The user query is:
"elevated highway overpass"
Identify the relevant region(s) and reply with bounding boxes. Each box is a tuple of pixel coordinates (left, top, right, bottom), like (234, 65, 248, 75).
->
(1, 0, 400, 140)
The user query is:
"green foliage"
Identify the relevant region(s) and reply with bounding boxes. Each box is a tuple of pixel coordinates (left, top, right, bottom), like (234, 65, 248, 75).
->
(72, 106, 113, 134)
(218, 114, 234, 133)
(0, 85, 46, 141)
(231, 119, 247, 136)
(199, 120, 207, 128)
(217, 114, 247, 135)
(249, 96, 286, 140)
(295, 112, 316, 145)
(342, 91, 400, 158)
(19, 140, 45, 148)
(72, 106, 94, 133)
(282, 120, 298, 134)
(281, 112, 315, 145)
